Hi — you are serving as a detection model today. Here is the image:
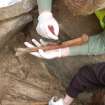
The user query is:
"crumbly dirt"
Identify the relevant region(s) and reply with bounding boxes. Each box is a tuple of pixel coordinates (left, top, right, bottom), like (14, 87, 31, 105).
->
(0, 1, 104, 105)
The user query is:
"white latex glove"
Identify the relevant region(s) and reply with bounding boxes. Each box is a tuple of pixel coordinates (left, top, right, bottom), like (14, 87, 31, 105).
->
(49, 97, 64, 105)
(24, 39, 69, 59)
(36, 12, 59, 40)
(0, 0, 21, 8)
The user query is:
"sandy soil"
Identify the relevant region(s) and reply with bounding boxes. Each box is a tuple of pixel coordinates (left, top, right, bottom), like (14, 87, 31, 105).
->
(0, 1, 104, 105)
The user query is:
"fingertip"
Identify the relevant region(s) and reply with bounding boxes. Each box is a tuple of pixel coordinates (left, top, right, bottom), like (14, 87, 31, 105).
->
(24, 42, 28, 46)
(52, 36, 59, 40)
(55, 36, 59, 40)
(32, 39, 41, 47)
(32, 39, 37, 43)
(39, 39, 43, 42)
(47, 31, 59, 40)
(32, 38, 35, 42)
(24, 42, 34, 48)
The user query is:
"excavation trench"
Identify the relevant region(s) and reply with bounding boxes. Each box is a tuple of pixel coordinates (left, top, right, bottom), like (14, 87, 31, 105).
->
(0, 0, 104, 105)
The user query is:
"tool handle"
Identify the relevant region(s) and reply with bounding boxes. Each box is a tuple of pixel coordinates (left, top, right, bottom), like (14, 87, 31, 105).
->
(62, 34, 88, 46)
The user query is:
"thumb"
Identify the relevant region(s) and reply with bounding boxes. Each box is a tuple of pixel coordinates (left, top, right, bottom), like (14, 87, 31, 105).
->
(48, 25, 56, 35)
(46, 25, 58, 40)
(52, 21, 59, 36)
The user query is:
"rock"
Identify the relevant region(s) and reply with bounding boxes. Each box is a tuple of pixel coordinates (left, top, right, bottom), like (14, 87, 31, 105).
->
(0, 33, 65, 104)
(0, 0, 36, 21)
(63, 0, 105, 15)
(0, 14, 32, 48)
(53, 0, 101, 38)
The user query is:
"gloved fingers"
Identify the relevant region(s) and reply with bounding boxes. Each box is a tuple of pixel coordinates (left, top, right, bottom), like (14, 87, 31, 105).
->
(46, 24, 58, 40)
(36, 24, 40, 34)
(38, 22, 57, 39)
(36, 19, 59, 40)
(38, 49, 53, 59)
(40, 39, 48, 46)
(52, 20, 59, 36)
(32, 39, 41, 47)
(30, 52, 42, 58)
(46, 18, 59, 38)
(24, 42, 35, 48)
(32, 38, 49, 47)
(36, 24, 49, 39)
(38, 49, 49, 59)
(24, 42, 42, 57)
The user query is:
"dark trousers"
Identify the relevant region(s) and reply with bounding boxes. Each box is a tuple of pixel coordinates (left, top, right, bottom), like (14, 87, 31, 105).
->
(66, 62, 105, 98)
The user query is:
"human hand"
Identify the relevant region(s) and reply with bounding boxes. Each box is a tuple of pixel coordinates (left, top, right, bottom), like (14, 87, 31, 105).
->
(24, 39, 69, 59)
(36, 12, 59, 40)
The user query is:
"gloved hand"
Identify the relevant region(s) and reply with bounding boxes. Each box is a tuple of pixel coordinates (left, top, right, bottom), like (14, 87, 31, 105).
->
(36, 12, 59, 40)
(24, 39, 70, 59)
(49, 97, 64, 105)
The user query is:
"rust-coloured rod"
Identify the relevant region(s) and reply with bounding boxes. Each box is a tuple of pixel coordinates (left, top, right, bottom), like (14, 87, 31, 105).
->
(16, 34, 89, 56)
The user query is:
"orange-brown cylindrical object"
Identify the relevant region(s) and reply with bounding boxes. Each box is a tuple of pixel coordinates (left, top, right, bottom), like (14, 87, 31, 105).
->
(31, 34, 89, 52)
